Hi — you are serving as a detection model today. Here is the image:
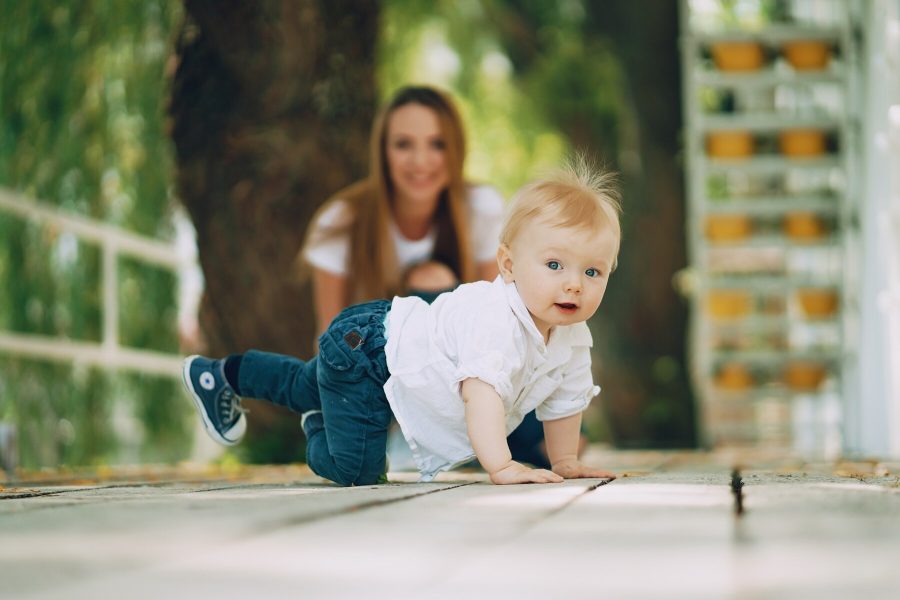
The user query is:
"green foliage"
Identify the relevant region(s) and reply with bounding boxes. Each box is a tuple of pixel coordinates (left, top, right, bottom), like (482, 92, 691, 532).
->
(379, 0, 569, 197)
(0, 360, 116, 467)
(117, 257, 178, 353)
(0, 1, 190, 468)
(126, 373, 191, 463)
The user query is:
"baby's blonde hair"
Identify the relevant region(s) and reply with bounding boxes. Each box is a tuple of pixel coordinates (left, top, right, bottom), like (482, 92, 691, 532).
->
(499, 157, 622, 263)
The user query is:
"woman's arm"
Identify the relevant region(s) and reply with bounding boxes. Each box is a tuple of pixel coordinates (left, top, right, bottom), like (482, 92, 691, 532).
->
(312, 268, 348, 335)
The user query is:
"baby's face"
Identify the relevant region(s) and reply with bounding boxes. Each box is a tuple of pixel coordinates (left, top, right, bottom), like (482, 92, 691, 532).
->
(500, 217, 618, 341)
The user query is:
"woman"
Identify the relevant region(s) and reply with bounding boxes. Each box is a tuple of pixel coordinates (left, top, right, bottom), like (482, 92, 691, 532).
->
(300, 85, 552, 469)
(302, 85, 502, 329)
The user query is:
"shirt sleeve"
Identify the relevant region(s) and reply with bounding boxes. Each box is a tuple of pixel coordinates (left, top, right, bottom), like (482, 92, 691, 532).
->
(303, 201, 352, 275)
(535, 345, 600, 421)
(467, 185, 505, 262)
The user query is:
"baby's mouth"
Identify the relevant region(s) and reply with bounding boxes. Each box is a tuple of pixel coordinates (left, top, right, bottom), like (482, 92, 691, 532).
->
(555, 302, 578, 312)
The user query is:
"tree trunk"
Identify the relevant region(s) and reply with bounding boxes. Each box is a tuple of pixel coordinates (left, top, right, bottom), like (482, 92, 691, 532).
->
(168, 0, 378, 461)
(585, 0, 695, 447)
(487, 0, 695, 447)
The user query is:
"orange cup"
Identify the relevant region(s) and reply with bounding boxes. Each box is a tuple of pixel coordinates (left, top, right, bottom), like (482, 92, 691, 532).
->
(796, 289, 839, 318)
(783, 40, 831, 70)
(707, 214, 752, 242)
(716, 363, 755, 390)
(784, 212, 825, 240)
(707, 131, 755, 158)
(784, 362, 827, 391)
(779, 129, 826, 157)
(708, 290, 752, 319)
(711, 42, 765, 71)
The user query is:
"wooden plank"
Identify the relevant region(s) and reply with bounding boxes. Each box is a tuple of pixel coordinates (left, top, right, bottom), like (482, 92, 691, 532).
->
(441, 472, 900, 598)
(440, 473, 737, 598)
(0, 480, 471, 597)
(4, 459, 898, 598)
(731, 474, 900, 596)
(2, 479, 600, 599)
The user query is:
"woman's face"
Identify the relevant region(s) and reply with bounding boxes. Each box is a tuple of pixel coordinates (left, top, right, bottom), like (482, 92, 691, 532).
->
(385, 103, 450, 209)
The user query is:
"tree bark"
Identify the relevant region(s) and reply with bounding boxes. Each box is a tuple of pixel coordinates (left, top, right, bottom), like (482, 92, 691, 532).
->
(168, 0, 378, 461)
(487, 0, 695, 447)
(585, 0, 696, 447)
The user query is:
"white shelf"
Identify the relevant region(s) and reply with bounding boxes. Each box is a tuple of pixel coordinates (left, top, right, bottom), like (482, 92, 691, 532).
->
(705, 386, 838, 401)
(705, 275, 843, 290)
(691, 25, 844, 45)
(704, 195, 839, 215)
(708, 314, 841, 328)
(681, 0, 859, 454)
(704, 234, 841, 249)
(695, 66, 845, 88)
(699, 112, 842, 131)
(712, 348, 842, 366)
(703, 155, 842, 173)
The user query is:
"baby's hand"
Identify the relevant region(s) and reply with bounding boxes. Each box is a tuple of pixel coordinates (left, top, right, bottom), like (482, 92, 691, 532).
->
(552, 459, 617, 480)
(490, 461, 564, 485)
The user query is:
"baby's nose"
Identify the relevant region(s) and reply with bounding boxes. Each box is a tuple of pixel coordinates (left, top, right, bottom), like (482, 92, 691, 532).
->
(564, 276, 582, 293)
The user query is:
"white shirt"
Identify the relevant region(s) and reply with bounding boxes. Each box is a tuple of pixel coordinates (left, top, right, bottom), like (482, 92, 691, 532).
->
(303, 184, 504, 274)
(383, 276, 601, 481)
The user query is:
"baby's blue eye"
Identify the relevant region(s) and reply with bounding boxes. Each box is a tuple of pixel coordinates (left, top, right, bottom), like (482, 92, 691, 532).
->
(546, 261, 561, 271)
(585, 268, 600, 278)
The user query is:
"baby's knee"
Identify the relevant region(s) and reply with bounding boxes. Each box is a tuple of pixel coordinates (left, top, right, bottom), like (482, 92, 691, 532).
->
(404, 260, 458, 292)
(331, 464, 384, 487)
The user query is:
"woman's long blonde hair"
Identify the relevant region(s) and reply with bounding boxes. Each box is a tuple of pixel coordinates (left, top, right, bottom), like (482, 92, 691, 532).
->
(303, 86, 475, 303)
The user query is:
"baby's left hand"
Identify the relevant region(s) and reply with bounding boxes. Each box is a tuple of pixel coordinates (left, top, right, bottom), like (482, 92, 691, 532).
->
(552, 459, 616, 480)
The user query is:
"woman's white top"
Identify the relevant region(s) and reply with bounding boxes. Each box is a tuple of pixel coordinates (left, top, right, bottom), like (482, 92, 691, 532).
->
(303, 184, 504, 274)
(383, 276, 601, 482)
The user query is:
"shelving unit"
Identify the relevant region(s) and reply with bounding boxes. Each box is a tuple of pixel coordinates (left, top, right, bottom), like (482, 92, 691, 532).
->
(680, 0, 862, 456)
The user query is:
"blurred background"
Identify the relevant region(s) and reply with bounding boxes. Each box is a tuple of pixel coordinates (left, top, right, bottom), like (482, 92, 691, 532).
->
(1, 0, 898, 472)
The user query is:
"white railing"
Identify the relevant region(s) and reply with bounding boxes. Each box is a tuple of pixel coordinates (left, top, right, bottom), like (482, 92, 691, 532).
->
(885, 4, 900, 455)
(0, 187, 192, 378)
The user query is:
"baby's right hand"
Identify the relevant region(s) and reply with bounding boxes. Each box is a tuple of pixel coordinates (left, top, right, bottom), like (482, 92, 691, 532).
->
(489, 461, 564, 485)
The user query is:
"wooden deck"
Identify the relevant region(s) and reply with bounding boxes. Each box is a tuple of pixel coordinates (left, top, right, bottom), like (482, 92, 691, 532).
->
(2, 449, 898, 599)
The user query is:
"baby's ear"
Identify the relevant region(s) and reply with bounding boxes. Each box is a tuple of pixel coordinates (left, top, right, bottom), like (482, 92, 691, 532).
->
(497, 244, 515, 283)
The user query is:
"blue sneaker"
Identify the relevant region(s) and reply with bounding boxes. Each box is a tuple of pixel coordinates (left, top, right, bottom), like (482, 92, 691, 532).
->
(182, 355, 246, 446)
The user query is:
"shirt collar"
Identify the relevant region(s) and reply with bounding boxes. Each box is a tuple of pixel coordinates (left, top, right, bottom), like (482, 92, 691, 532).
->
(497, 276, 546, 347)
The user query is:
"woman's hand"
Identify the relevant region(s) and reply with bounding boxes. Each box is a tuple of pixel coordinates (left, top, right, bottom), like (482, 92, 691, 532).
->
(551, 459, 616, 480)
(490, 460, 563, 485)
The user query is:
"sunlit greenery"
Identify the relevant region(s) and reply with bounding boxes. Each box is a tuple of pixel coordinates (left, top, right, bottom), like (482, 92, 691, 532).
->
(379, 0, 569, 197)
(0, 1, 191, 468)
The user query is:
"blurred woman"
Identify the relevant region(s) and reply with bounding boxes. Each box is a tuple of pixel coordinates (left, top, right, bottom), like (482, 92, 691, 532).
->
(302, 85, 502, 328)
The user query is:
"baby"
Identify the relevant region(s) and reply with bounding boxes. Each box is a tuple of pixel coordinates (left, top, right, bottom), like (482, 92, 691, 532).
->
(182, 161, 621, 485)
